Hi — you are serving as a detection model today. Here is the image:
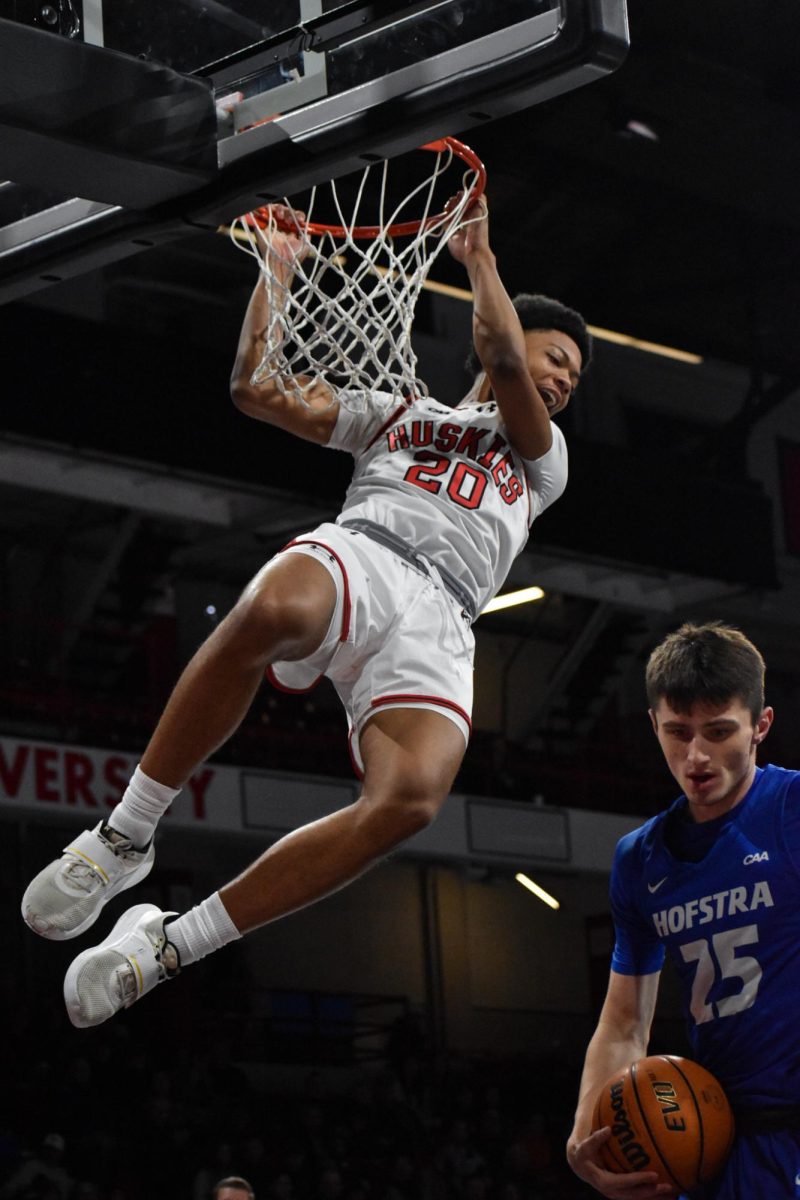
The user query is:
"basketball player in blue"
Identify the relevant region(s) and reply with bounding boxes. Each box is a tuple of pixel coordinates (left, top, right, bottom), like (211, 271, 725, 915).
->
(20, 196, 590, 1026)
(567, 621, 800, 1199)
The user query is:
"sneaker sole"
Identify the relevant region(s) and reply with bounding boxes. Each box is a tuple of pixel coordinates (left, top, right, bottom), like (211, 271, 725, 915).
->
(63, 903, 163, 1029)
(21, 843, 155, 942)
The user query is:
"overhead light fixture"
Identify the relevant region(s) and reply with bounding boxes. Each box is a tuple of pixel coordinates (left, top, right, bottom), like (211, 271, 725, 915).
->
(622, 118, 659, 143)
(481, 585, 545, 615)
(515, 872, 560, 910)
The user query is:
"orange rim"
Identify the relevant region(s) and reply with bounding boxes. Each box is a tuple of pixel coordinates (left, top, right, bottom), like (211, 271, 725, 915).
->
(245, 136, 487, 240)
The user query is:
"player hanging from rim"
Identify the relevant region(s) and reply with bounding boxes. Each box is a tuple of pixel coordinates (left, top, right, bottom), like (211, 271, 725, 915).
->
(567, 622, 800, 1200)
(21, 194, 590, 1027)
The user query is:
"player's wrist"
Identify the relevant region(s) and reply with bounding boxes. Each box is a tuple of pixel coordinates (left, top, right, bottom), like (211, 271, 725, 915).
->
(465, 246, 497, 276)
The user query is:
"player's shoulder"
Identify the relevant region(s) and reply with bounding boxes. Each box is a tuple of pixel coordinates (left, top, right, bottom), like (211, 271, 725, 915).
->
(448, 395, 500, 419)
(539, 419, 568, 463)
(750, 762, 800, 808)
(331, 387, 408, 450)
(758, 761, 800, 788)
(550, 420, 567, 450)
(337, 386, 399, 414)
(418, 394, 458, 417)
(615, 808, 670, 862)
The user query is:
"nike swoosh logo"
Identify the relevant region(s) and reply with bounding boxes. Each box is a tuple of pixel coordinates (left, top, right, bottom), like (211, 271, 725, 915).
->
(648, 877, 668, 894)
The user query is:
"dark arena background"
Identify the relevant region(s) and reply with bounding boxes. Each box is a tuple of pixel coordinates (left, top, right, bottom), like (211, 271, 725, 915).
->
(1, 2, 800, 1197)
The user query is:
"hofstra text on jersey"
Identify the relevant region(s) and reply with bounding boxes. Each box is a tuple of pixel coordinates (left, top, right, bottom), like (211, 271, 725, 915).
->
(651, 881, 774, 936)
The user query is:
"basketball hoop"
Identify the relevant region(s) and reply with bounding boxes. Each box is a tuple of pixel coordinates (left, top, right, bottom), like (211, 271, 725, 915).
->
(229, 137, 486, 412)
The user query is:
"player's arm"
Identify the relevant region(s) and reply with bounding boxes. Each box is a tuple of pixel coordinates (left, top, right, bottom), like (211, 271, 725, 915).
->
(448, 197, 552, 460)
(567, 970, 675, 1199)
(229, 207, 340, 446)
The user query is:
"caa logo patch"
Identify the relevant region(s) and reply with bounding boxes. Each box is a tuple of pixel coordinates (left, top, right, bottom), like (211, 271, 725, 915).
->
(743, 851, 770, 865)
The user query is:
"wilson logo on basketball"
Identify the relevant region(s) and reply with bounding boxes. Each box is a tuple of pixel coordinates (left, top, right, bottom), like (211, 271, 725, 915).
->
(608, 1081, 652, 1170)
(592, 1056, 735, 1192)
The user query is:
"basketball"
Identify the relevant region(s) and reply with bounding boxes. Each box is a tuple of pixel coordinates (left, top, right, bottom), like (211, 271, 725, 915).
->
(592, 1055, 735, 1192)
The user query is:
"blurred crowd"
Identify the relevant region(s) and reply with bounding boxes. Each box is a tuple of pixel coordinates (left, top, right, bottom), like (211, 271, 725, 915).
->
(0, 975, 590, 1200)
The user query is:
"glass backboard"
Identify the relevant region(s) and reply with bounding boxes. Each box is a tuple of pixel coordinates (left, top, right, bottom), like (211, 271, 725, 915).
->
(0, 0, 628, 302)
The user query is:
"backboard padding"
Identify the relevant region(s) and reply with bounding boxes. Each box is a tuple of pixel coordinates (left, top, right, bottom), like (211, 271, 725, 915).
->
(0, 0, 629, 303)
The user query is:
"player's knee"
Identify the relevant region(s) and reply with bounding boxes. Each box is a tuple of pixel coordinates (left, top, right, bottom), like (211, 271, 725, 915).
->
(366, 778, 446, 841)
(392, 794, 440, 839)
(223, 581, 319, 661)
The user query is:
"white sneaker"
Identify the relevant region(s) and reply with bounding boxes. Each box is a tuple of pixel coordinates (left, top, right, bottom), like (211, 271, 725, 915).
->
(63, 903, 180, 1028)
(22, 822, 155, 940)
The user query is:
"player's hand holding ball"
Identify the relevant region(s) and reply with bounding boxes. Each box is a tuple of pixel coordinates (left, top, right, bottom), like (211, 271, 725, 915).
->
(582, 1055, 734, 1198)
(567, 1126, 676, 1199)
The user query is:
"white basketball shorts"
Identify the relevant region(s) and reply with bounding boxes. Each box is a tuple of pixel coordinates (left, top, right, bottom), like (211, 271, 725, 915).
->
(267, 522, 474, 776)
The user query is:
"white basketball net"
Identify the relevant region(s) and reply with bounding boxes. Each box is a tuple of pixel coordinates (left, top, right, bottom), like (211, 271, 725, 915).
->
(229, 141, 484, 413)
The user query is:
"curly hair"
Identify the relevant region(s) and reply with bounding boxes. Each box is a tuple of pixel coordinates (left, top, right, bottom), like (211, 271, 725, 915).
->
(465, 292, 592, 376)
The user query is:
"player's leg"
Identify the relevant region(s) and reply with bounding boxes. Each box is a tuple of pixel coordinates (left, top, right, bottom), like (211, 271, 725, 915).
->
(219, 705, 465, 930)
(61, 706, 465, 1027)
(22, 552, 338, 940)
(138, 551, 337, 788)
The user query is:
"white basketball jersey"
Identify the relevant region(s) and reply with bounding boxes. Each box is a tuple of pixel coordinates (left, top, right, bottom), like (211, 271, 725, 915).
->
(327, 389, 568, 615)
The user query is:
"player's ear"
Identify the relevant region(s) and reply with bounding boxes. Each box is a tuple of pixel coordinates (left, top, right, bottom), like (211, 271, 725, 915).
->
(753, 706, 773, 745)
(648, 708, 659, 735)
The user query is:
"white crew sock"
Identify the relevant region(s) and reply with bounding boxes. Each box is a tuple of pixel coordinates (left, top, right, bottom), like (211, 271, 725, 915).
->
(165, 892, 242, 967)
(108, 764, 180, 848)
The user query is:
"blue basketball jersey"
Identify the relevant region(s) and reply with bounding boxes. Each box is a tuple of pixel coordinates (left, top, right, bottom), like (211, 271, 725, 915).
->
(611, 764, 800, 1108)
(693, 1129, 800, 1200)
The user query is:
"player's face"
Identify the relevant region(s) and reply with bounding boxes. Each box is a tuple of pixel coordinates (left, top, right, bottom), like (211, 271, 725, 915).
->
(524, 328, 582, 417)
(649, 697, 773, 822)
